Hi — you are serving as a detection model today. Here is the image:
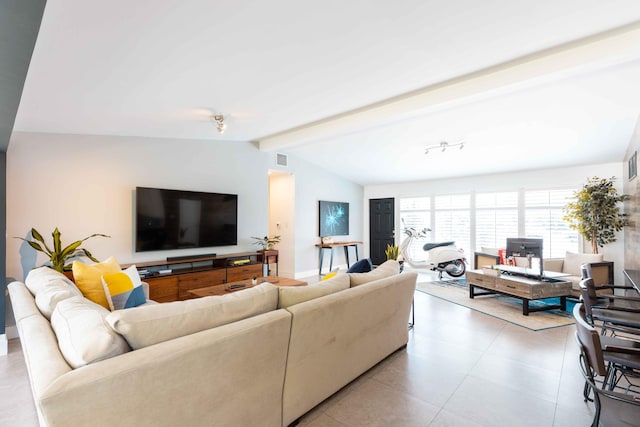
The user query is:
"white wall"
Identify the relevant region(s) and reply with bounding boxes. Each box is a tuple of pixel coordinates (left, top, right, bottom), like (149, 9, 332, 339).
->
(6, 132, 363, 285)
(269, 171, 295, 278)
(283, 155, 364, 277)
(364, 162, 626, 283)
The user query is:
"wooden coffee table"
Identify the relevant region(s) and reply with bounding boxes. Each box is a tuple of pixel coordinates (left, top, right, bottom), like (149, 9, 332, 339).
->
(188, 276, 307, 297)
(466, 269, 572, 316)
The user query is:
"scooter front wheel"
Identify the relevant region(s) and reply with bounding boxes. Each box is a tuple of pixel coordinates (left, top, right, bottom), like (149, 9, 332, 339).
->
(444, 259, 466, 277)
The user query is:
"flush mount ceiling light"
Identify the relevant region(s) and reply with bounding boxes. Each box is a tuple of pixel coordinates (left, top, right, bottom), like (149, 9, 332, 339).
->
(424, 141, 464, 155)
(211, 114, 227, 134)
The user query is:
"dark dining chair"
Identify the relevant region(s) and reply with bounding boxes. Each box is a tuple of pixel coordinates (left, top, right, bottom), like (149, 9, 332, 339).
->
(573, 303, 640, 426)
(579, 279, 640, 338)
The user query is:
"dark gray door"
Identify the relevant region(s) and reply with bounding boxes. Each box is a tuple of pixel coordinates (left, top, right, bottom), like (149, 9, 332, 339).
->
(369, 198, 395, 266)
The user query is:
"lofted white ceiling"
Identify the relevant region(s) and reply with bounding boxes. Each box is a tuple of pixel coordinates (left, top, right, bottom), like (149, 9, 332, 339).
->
(13, 0, 640, 185)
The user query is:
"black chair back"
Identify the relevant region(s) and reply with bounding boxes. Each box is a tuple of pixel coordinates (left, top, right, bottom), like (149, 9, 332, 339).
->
(573, 303, 607, 376)
(579, 279, 599, 325)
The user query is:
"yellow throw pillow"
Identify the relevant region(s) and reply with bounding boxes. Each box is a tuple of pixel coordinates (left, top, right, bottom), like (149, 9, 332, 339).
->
(72, 257, 121, 309)
(322, 271, 338, 281)
(102, 265, 146, 311)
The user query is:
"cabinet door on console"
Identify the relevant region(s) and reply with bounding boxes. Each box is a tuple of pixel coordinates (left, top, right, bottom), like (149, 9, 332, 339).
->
(147, 276, 179, 302)
(227, 264, 262, 282)
(178, 269, 226, 300)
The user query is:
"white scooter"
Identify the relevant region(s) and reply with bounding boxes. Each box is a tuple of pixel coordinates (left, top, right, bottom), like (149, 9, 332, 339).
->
(399, 224, 467, 279)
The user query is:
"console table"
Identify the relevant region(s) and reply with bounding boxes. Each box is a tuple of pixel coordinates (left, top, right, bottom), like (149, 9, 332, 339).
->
(125, 252, 268, 302)
(466, 269, 572, 316)
(315, 241, 363, 275)
(188, 276, 307, 297)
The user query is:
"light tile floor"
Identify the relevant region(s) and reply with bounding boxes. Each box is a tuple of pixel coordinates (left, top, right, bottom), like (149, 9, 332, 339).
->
(295, 286, 596, 427)
(1, 277, 600, 426)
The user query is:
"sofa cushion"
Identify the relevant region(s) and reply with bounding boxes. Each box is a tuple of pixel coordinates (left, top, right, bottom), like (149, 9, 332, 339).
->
(51, 295, 131, 368)
(278, 273, 350, 308)
(24, 266, 75, 296)
(34, 278, 83, 320)
(102, 265, 146, 311)
(106, 282, 279, 350)
(72, 257, 121, 309)
(480, 247, 500, 256)
(348, 259, 400, 287)
(543, 258, 564, 273)
(562, 251, 604, 276)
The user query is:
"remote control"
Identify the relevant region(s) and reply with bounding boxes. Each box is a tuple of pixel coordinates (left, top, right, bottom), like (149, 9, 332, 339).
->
(228, 284, 245, 289)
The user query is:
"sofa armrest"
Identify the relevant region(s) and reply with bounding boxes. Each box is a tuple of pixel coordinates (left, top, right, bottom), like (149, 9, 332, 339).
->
(473, 252, 500, 269)
(141, 281, 150, 300)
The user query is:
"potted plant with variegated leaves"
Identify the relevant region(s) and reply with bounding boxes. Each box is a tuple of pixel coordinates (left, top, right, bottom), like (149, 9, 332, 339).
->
(15, 227, 110, 272)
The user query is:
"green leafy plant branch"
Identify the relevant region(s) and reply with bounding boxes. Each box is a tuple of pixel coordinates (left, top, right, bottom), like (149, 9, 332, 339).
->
(15, 227, 110, 272)
(251, 235, 281, 250)
(563, 176, 628, 254)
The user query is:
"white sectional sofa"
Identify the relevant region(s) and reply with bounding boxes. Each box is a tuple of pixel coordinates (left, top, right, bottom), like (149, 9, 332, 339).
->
(542, 253, 613, 297)
(9, 260, 416, 427)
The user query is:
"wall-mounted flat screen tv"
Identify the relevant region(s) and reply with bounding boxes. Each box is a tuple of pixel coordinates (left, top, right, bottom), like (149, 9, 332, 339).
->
(319, 200, 349, 237)
(135, 187, 238, 252)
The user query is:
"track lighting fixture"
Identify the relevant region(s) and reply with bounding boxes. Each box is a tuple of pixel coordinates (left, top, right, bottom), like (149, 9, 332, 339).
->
(424, 141, 464, 155)
(212, 114, 227, 134)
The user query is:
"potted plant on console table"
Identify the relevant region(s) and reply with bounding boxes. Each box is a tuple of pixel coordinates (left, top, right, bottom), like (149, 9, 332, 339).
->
(251, 235, 281, 251)
(251, 235, 281, 276)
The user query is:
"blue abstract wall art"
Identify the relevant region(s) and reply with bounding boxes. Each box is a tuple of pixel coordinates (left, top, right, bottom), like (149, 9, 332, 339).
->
(319, 200, 349, 237)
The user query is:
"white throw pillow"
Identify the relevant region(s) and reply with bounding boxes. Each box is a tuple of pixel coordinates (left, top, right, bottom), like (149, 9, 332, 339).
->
(35, 278, 82, 320)
(562, 251, 604, 276)
(24, 266, 75, 296)
(51, 296, 130, 368)
(106, 282, 279, 350)
(348, 259, 400, 287)
(278, 273, 350, 308)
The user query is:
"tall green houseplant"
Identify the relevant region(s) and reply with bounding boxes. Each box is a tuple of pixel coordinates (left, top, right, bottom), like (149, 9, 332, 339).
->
(563, 176, 628, 254)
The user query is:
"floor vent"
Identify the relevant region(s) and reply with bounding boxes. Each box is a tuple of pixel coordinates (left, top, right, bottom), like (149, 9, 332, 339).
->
(276, 153, 288, 167)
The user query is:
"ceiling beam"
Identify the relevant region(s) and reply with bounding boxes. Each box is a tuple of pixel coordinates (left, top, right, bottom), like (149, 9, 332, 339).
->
(256, 20, 640, 152)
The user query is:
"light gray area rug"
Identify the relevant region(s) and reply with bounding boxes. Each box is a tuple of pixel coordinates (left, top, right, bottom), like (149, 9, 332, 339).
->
(416, 279, 575, 331)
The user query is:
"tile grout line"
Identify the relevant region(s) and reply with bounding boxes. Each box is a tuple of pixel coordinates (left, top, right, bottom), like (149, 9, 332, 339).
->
(425, 297, 510, 427)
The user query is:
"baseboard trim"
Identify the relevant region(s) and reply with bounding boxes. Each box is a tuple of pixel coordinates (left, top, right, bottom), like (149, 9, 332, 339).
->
(295, 269, 320, 280)
(295, 264, 348, 280)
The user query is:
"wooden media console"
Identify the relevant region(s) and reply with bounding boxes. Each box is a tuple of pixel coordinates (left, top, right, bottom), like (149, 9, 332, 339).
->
(126, 251, 271, 302)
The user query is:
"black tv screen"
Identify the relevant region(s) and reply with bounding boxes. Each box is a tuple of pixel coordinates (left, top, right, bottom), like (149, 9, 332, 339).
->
(319, 200, 349, 237)
(505, 237, 543, 278)
(135, 187, 238, 252)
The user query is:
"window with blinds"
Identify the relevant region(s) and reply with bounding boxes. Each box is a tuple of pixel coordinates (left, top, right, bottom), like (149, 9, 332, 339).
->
(399, 197, 431, 261)
(434, 194, 471, 256)
(476, 192, 518, 250)
(399, 188, 578, 265)
(524, 189, 578, 258)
